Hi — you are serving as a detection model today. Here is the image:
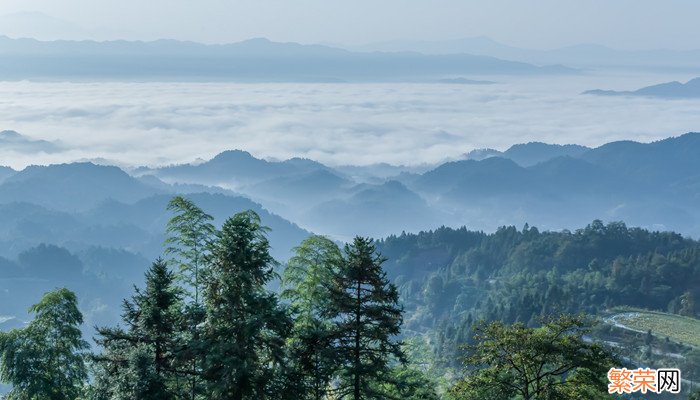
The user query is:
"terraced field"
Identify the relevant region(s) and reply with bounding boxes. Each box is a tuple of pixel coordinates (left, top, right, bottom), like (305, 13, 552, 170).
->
(606, 310, 700, 348)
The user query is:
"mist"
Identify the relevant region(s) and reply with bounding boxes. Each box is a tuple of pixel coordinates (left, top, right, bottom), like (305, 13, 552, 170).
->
(2, 72, 700, 170)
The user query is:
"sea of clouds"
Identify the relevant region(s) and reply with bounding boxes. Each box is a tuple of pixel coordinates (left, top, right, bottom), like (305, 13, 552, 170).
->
(1, 72, 699, 170)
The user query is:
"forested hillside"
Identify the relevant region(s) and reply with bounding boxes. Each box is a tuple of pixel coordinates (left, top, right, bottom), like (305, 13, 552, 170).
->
(0, 135, 699, 398)
(0, 196, 698, 398)
(377, 221, 700, 384)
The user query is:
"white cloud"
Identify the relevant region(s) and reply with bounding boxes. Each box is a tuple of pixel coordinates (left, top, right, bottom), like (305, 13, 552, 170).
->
(0, 73, 699, 170)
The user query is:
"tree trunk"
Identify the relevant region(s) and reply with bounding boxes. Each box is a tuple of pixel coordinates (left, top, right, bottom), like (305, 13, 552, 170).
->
(354, 280, 362, 400)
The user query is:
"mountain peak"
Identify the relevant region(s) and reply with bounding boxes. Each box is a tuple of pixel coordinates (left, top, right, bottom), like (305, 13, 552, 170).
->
(211, 149, 256, 161)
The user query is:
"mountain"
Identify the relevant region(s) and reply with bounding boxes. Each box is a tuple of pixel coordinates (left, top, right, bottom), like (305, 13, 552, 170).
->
(0, 36, 575, 82)
(0, 162, 313, 338)
(0, 130, 62, 153)
(349, 37, 700, 70)
(0, 162, 160, 212)
(302, 181, 442, 240)
(584, 77, 700, 98)
(410, 133, 700, 235)
(464, 142, 591, 167)
(415, 157, 530, 196)
(333, 163, 434, 183)
(148, 150, 335, 187)
(85, 193, 310, 261)
(0, 166, 15, 183)
(580, 132, 700, 185)
(246, 169, 352, 207)
(148, 151, 448, 239)
(0, 159, 312, 260)
(143, 133, 700, 238)
(347, 36, 521, 57)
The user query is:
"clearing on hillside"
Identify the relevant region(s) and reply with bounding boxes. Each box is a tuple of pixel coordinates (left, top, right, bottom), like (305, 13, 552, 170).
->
(606, 310, 700, 348)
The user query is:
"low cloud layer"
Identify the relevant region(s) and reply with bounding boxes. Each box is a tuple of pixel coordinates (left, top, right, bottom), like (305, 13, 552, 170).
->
(1, 73, 699, 169)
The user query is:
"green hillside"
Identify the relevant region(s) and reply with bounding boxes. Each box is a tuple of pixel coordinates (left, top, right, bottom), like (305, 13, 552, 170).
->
(607, 309, 700, 347)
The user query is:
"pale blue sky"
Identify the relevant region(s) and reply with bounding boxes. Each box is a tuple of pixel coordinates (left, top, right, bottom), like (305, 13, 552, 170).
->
(0, 0, 699, 50)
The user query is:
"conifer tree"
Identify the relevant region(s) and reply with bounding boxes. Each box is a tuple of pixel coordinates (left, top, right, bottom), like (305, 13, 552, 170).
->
(282, 235, 344, 400)
(165, 195, 216, 305)
(165, 195, 216, 399)
(201, 211, 290, 400)
(93, 259, 184, 400)
(325, 237, 404, 400)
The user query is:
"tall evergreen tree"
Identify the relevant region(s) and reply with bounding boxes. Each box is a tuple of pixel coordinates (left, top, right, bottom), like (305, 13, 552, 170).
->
(282, 235, 344, 400)
(165, 195, 216, 400)
(0, 288, 88, 400)
(165, 195, 216, 305)
(325, 237, 404, 400)
(93, 259, 184, 400)
(201, 211, 290, 400)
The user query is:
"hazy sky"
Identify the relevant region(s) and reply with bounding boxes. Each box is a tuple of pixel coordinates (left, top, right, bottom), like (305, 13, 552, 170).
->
(0, 0, 699, 49)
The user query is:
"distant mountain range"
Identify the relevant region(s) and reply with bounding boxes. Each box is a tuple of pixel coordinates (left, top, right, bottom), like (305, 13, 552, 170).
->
(128, 132, 700, 241)
(3, 132, 700, 244)
(347, 36, 700, 70)
(0, 36, 574, 81)
(464, 142, 590, 167)
(583, 77, 700, 98)
(2, 130, 700, 335)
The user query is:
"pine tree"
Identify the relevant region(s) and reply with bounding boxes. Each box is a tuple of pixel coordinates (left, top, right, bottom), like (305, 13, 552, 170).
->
(93, 259, 184, 400)
(325, 237, 404, 400)
(0, 288, 88, 400)
(282, 235, 343, 400)
(201, 211, 291, 400)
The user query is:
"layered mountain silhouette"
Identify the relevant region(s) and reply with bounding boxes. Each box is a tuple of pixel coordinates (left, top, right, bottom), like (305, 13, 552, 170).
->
(1, 130, 700, 338)
(132, 132, 700, 240)
(583, 77, 700, 98)
(464, 142, 590, 166)
(0, 36, 574, 81)
(349, 36, 700, 69)
(0, 163, 160, 212)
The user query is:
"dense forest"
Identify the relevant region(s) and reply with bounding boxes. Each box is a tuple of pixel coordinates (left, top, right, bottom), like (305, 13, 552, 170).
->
(0, 197, 699, 399)
(378, 222, 700, 374)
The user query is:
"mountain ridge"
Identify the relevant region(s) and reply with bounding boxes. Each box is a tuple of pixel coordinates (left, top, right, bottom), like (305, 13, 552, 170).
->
(0, 36, 575, 81)
(583, 77, 700, 98)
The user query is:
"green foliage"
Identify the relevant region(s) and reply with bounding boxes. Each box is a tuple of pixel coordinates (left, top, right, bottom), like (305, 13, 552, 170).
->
(0, 288, 88, 400)
(13, 197, 693, 400)
(200, 210, 291, 400)
(449, 315, 616, 400)
(609, 310, 700, 347)
(689, 388, 700, 400)
(377, 220, 700, 370)
(325, 237, 405, 400)
(373, 367, 441, 400)
(283, 235, 343, 314)
(165, 195, 216, 304)
(93, 259, 184, 400)
(165, 195, 216, 400)
(282, 236, 343, 400)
